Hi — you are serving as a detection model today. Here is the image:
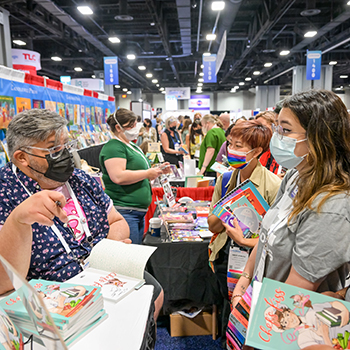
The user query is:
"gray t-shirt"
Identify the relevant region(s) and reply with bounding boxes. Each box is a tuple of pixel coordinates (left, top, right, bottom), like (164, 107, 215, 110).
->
(254, 169, 350, 292)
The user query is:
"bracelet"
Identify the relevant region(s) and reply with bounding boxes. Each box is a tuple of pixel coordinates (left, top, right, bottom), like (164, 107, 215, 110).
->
(231, 294, 243, 302)
(241, 272, 252, 280)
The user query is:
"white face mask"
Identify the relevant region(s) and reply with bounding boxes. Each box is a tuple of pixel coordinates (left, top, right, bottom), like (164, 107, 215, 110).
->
(123, 125, 140, 141)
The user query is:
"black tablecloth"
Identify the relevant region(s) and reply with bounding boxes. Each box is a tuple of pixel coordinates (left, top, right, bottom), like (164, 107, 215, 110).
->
(143, 234, 221, 314)
(77, 143, 105, 169)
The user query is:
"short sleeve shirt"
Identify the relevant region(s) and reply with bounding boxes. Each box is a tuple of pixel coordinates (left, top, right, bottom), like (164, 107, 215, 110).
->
(254, 169, 350, 292)
(99, 138, 152, 209)
(215, 141, 227, 163)
(0, 163, 112, 282)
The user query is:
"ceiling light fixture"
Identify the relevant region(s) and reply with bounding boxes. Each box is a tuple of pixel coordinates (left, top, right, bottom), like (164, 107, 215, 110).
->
(51, 56, 62, 61)
(304, 31, 317, 38)
(77, 6, 93, 15)
(13, 40, 26, 46)
(198, 83, 203, 87)
(203, 52, 211, 56)
(245, 77, 252, 81)
(280, 50, 290, 56)
(198, 78, 204, 82)
(264, 62, 273, 67)
(159, 87, 164, 91)
(126, 54, 136, 60)
(115, 85, 120, 88)
(156, 84, 160, 87)
(127, 91, 132, 94)
(162, 91, 166, 94)
(138, 66, 146, 70)
(200, 64, 204, 69)
(91, 75, 96, 78)
(340, 75, 348, 78)
(199, 72, 204, 76)
(122, 88, 128, 92)
(74, 67, 82, 72)
(108, 36, 120, 43)
(211, 1, 225, 11)
(234, 85, 239, 89)
(253, 71, 260, 75)
(239, 82, 245, 86)
(152, 79, 158, 83)
(206, 34, 216, 41)
(329, 61, 337, 65)
(348, 1, 350, 5)
(146, 73, 153, 78)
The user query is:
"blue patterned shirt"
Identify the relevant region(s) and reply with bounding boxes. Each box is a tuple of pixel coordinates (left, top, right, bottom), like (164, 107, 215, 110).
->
(0, 163, 112, 282)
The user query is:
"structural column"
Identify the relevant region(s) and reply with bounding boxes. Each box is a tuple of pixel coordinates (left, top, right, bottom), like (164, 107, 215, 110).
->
(255, 86, 280, 110)
(0, 7, 12, 67)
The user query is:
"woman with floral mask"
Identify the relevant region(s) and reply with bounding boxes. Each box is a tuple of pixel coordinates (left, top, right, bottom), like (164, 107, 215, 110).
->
(207, 120, 281, 339)
(160, 116, 186, 166)
(100, 108, 169, 244)
(229, 90, 350, 319)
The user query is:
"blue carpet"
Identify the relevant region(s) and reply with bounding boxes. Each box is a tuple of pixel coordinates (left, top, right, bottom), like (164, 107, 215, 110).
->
(155, 316, 223, 350)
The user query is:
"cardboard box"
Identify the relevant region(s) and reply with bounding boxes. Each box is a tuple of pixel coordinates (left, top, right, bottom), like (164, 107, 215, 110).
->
(170, 311, 216, 337)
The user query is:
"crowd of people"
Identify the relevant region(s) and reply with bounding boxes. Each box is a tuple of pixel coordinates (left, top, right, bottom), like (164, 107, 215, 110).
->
(0, 89, 349, 349)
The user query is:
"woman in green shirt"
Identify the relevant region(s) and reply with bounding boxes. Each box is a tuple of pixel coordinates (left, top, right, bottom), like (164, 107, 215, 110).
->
(199, 114, 226, 176)
(100, 108, 168, 244)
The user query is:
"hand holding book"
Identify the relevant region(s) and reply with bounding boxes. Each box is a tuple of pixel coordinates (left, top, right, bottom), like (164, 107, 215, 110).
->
(223, 219, 257, 248)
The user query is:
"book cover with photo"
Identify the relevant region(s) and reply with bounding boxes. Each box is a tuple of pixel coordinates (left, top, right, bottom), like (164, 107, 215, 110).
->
(0, 306, 24, 350)
(245, 278, 350, 350)
(0, 96, 15, 129)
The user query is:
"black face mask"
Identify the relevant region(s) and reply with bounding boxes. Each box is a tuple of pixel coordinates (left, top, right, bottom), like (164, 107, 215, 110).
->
(25, 148, 75, 183)
(170, 126, 177, 131)
(194, 129, 202, 134)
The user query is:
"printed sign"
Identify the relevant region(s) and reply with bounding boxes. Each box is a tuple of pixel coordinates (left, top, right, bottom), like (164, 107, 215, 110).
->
(306, 50, 322, 80)
(203, 54, 217, 83)
(71, 78, 104, 91)
(104, 57, 119, 85)
(60, 76, 71, 85)
(189, 95, 210, 110)
(165, 87, 190, 100)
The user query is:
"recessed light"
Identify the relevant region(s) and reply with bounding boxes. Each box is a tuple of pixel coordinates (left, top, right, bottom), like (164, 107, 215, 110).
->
(304, 31, 317, 38)
(122, 88, 128, 92)
(13, 40, 26, 46)
(152, 79, 158, 83)
(198, 78, 204, 82)
(115, 85, 120, 88)
(203, 52, 211, 57)
(51, 56, 62, 61)
(329, 61, 337, 65)
(77, 6, 93, 15)
(340, 75, 348, 79)
(127, 91, 132, 94)
(245, 77, 252, 81)
(280, 50, 290, 56)
(199, 72, 204, 76)
(91, 75, 96, 78)
(264, 62, 273, 67)
(234, 85, 239, 89)
(146, 73, 153, 78)
(159, 87, 164, 91)
(239, 82, 245, 86)
(253, 71, 260, 75)
(108, 36, 120, 43)
(161, 91, 166, 94)
(198, 83, 203, 87)
(201, 64, 204, 69)
(74, 67, 82, 72)
(206, 34, 216, 41)
(127, 54, 136, 60)
(150, 22, 155, 26)
(156, 84, 160, 87)
(138, 66, 146, 70)
(211, 1, 225, 11)
(347, 1, 350, 4)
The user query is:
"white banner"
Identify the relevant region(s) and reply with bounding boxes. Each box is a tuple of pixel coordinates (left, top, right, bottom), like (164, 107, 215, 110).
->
(165, 87, 190, 100)
(165, 95, 178, 110)
(216, 30, 227, 76)
(11, 49, 41, 70)
(189, 95, 210, 109)
(71, 78, 104, 92)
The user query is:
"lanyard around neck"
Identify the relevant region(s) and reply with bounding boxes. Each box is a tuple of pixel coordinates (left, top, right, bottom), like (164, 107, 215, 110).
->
(115, 137, 150, 169)
(11, 164, 92, 258)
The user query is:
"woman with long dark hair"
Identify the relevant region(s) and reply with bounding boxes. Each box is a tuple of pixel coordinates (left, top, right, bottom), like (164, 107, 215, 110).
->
(186, 119, 203, 160)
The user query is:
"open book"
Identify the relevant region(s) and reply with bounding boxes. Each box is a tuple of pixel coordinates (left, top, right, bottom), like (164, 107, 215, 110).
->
(68, 239, 157, 303)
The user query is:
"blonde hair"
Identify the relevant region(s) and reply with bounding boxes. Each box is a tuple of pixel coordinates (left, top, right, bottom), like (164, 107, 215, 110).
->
(202, 114, 224, 129)
(255, 111, 277, 126)
(165, 116, 177, 129)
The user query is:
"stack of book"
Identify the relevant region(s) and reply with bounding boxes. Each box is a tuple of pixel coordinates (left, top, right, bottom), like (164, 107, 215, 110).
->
(0, 279, 107, 347)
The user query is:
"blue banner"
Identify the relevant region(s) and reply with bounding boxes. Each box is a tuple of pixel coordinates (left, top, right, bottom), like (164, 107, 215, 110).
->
(0, 78, 115, 129)
(203, 54, 217, 83)
(104, 57, 119, 85)
(306, 50, 322, 80)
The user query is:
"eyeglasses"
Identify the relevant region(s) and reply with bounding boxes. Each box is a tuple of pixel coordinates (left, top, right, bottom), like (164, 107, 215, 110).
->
(23, 140, 78, 159)
(272, 124, 306, 141)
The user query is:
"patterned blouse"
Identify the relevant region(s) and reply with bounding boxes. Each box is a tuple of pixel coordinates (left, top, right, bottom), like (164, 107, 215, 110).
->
(0, 163, 112, 282)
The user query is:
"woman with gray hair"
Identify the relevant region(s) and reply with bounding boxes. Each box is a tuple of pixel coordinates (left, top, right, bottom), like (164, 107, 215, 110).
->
(160, 116, 186, 166)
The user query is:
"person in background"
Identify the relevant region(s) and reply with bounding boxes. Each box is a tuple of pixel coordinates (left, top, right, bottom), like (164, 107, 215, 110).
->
(218, 113, 231, 131)
(198, 114, 226, 176)
(100, 108, 169, 245)
(177, 115, 184, 130)
(184, 115, 191, 120)
(194, 112, 202, 122)
(215, 123, 235, 165)
(230, 90, 350, 321)
(139, 118, 157, 143)
(186, 119, 203, 162)
(151, 115, 157, 129)
(180, 119, 192, 145)
(256, 111, 284, 178)
(155, 116, 163, 142)
(160, 116, 186, 166)
(235, 116, 247, 125)
(208, 120, 281, 345)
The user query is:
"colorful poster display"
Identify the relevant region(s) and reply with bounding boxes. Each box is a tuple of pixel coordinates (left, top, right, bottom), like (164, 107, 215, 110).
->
(0, 77, 115, 127)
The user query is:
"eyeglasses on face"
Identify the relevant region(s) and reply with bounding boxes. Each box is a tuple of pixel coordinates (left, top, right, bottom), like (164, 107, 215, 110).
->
(23, 140, 78, 159)
(272, 124, 306, 141)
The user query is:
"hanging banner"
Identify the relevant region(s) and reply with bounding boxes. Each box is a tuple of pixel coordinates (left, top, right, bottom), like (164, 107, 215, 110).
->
(306, 50, 322, 80)
(203, 54, 217, 83)
(216, 30, 227, 76)
(71, 78, 104, 91)
(165, 87, 190, 100)
(11, 49, 41, 74)
(165, 95, 178, 111)
(189, 95, 210, 114)
(104, 57, 119, 85)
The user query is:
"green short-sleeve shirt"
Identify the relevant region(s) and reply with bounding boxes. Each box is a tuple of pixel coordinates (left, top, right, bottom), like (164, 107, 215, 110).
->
(198, 127, 226, 170)
(99, 139, 152, 210)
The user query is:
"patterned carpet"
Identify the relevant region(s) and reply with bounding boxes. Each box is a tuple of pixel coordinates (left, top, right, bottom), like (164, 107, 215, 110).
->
(155, 316, 224, 350)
